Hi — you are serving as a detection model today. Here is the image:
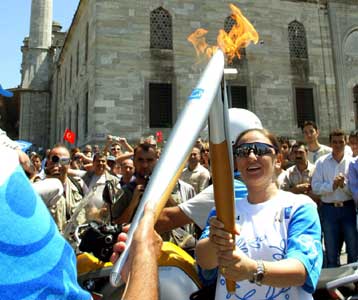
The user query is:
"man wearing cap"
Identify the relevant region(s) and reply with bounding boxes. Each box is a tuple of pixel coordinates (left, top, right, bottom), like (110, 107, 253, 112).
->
(107, 155, 121, 177)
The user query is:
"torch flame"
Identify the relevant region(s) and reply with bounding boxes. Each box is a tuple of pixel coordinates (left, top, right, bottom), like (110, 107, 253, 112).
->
(187, 4, 259, 63)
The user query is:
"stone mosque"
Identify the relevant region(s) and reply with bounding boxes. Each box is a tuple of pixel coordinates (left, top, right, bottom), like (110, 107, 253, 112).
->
(18, 0, 358, 148)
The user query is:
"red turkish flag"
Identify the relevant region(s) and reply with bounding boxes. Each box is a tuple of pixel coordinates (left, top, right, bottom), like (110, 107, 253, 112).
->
(156, 131, 163, 143)
(63, 128, 76, 144)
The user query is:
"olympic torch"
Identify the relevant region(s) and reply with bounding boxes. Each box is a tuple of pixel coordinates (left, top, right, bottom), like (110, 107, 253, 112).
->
(110, 49, 225, 287)
(209, 81, 236, 292)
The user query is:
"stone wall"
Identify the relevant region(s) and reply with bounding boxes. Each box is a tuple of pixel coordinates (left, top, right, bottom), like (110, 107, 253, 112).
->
(47, 0, 358, 147)
(328, 0, 358, 130)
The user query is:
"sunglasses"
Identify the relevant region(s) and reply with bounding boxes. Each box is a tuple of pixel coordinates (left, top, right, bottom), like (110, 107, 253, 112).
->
(234, 142, 277, 158)
(51, 155, 71, 165)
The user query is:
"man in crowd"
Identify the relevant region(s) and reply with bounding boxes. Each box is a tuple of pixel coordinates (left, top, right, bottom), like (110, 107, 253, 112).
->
(312, 129, 357, 267)
(181, 146, 211, 194)
(119, 158, 135, 187)
(303, 121, 331, 164)
(45, 144, 86, 233)
(113, 142, 157, 223)
(104, 135, 134, 162)
(82, 152, 120, 220)
(30, 152, 45, 180)
(83, 144, 93, 159)
(348, 130, 358, 158)
(107, 155, 121, 177)
(281, 142, 319, 203)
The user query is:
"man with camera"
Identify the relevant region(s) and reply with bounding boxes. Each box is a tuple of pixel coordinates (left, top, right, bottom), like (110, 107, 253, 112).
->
(103, 135, 134, 162)
(44, 144, 86, 233)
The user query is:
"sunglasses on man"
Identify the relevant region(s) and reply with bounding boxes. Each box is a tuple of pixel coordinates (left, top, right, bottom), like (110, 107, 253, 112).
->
(50, 155, 71, 165)
(234, 142, 278, 158)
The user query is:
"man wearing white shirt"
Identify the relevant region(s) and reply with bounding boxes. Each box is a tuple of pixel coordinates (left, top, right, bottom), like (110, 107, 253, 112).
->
(303, 121, 332, 164)
(181, 146, 211, 194)
(311, 129, 357, 267)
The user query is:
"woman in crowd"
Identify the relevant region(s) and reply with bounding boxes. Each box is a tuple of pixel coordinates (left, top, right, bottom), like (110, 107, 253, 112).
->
(196, 128, 322, 300)
(200, 142, 210, 170)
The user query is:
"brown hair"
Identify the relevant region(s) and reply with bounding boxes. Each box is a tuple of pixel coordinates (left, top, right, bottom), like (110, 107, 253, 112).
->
(93, 151, 107, 162)
(133, 142, 157, 157)
(329, 128, 346, 143)
(303, 121, 318, 131)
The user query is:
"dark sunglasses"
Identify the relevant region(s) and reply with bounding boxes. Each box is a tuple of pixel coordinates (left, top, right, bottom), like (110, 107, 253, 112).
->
(234, 142, 277, 158)
(51, 155, 71, 165)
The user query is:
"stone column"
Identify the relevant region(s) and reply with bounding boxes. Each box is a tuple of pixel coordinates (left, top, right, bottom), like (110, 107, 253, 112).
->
(20, 0, 52, 148)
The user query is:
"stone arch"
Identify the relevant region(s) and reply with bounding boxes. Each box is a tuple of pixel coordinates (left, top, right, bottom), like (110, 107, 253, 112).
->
(344, 29, 358, 127)
(343, 28, 358, 64)
(150, 7, 172, 50)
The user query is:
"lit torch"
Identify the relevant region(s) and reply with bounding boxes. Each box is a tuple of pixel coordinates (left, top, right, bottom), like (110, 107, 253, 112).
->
(110, 3, 258, 292)
(188, 3, 258, 293)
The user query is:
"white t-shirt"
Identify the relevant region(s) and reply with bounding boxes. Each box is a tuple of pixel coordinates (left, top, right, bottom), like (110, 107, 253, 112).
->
(179, 180, 248, 229)
(87, 174, 107, 208)
(179, 184, 214, 229)
(307, 144, 331, 164)
(215, 190, 322, 300)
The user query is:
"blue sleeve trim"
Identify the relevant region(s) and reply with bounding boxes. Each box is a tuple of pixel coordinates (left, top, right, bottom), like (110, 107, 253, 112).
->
(286, 203, 323, 293)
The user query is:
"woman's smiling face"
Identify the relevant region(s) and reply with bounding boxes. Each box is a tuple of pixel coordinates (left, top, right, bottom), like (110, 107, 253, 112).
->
(235, 130, 277, 189)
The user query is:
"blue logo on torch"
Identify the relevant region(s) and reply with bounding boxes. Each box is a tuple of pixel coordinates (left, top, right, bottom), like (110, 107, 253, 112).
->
(188, 88, 204, 101)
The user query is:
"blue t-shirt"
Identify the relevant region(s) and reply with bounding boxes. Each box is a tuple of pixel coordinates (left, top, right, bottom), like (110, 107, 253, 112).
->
(0, 148, 91, 300)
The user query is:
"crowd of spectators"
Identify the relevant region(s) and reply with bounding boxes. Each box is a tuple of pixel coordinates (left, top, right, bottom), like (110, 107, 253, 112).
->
(2, 108, 358, 299)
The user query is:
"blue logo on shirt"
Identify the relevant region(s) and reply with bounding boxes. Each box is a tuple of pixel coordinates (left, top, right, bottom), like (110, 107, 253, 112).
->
(284, 206, 292, 219)
(188, 88, 204, 100)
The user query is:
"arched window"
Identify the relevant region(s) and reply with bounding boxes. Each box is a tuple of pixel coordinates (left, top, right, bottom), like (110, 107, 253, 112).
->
(150, 7, 172, 49)
(224, 15, 236, 33)
(288, 21, 308, 59)
(224, 15, 246, 59)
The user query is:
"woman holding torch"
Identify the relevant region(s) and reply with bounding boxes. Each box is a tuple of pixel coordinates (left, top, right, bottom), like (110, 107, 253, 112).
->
(196, 128, 323, 300)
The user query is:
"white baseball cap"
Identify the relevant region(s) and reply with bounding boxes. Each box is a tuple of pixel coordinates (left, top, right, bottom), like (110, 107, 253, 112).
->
(229, 108, 263, 145)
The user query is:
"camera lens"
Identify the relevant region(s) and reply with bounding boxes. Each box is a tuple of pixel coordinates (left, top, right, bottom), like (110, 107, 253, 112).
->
(51, 155, 60, 163)
(104, 235, 113, 244)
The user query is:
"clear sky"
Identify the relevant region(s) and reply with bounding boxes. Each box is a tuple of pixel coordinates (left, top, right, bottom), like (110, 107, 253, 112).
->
(0, 0, 80, 89)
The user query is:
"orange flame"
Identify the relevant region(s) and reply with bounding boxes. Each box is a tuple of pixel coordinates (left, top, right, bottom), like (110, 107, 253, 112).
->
(187, 4, 259, 63)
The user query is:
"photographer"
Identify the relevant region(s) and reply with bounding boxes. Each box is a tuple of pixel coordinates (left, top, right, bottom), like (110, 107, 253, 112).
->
(44, 144, 86, 233)
(103, 135, 134, 163)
